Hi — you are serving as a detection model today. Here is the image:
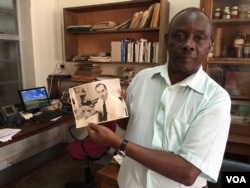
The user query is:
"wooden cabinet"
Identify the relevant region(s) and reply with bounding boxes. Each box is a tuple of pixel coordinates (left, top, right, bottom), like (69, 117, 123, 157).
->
(62, 0, 169, 67)
(97, 161, 120, 188)
(201, 0, 250, 157)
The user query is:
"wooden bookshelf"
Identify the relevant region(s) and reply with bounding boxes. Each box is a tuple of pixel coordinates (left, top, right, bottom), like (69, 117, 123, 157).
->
(63, 0, 169, 65)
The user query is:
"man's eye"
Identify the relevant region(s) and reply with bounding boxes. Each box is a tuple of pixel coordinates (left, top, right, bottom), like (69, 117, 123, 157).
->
(195, 36, 205, 41)
(174, 34, 185, 40)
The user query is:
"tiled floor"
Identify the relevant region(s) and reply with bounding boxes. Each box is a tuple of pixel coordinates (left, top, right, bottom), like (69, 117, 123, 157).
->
(6, 154, 103, 188)
(1, 144, 111, 188)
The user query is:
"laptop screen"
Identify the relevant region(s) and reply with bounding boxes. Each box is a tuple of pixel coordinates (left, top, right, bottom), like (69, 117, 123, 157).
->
(18, 87, 51, 113)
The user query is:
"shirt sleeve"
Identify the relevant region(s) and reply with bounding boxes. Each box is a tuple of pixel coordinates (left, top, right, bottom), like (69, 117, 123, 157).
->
(176, 97, 231, 182)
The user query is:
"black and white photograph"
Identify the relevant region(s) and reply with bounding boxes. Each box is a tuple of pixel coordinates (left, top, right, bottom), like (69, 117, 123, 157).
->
(69, 78, 128, 128)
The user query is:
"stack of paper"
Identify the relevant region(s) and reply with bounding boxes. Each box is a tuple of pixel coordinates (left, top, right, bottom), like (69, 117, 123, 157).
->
(92, 21, 117, 30)
(0, 128, 21, 142)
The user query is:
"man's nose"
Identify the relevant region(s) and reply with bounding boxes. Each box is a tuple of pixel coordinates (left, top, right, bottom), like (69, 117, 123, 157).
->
(183, 38, 195, 50)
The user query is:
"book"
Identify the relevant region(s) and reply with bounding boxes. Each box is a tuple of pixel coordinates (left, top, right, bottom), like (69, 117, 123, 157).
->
(66, 25, 92, 31)
(138, 38, 148, 63)
(121, 38, 132, 63)
(71, 74, 96, 82)
(69, 79, 128, 128)
(72, 64, 102, 81)
(88, 56, 111, 62)
(150, 3, 160, 28)
(129, 11, 143, 29)
(115, 20, 131, 30)
(92, 21, 117, 30)
(74, 70, 102, 76)
(111, 41, 121, 62)
(138, 4, 154, 28)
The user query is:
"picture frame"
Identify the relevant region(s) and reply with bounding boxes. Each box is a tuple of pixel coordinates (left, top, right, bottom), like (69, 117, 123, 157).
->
(231, 100, 250, 124)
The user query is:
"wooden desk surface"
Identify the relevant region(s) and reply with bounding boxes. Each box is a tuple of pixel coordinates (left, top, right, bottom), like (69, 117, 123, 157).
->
(98, 160, 120, 188)
(0, 113, 74, 147)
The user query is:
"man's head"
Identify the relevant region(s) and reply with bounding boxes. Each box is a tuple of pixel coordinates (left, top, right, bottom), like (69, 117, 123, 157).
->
(80, 88, 86, 100)
(95, 83, 108, 101)
(166, 7, 213, 76)
(82, 105, 93, 118)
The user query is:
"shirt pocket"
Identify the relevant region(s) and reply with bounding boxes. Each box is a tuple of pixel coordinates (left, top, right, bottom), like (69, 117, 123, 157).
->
(163, 118, 190, 153)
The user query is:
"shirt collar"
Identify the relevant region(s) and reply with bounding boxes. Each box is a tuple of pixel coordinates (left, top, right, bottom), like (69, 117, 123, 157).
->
(151, 63, 207, 94)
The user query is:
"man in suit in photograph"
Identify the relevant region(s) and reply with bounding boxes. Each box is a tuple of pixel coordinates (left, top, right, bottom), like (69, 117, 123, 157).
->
(94, 82, 127, 122)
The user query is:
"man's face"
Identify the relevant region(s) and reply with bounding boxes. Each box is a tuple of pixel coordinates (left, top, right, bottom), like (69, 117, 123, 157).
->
(166, 11, 212, 75)
(82, 105, 92, 116)
(96, 85, 108, 100)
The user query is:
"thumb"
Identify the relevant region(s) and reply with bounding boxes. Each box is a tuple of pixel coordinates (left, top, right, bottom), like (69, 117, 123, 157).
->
(121, 89, 126, 99)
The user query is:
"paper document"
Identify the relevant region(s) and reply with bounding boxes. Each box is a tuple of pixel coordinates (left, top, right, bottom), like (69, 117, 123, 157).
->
(0, 128, 21, 142)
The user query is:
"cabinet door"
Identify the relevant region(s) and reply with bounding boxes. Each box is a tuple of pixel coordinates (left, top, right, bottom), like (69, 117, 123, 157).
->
(0, 0, 18, 35)
(0, 0, 22, 106)
(201, 0, 250, 157)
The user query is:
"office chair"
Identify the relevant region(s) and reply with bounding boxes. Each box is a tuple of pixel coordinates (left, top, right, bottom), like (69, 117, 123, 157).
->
(207, 158, 250, 188)
(64, 121, 116, 188)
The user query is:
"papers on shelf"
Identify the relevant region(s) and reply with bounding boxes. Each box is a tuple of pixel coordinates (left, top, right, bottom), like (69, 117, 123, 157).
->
(88, 56, 111, 62)
(0, 128, 21, 142)
(66, 25, 92, 31)
(92, 21, 117, 30)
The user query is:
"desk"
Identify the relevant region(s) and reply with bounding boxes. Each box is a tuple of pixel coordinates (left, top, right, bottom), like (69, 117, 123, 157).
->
(0, 113, 74, 147)
(98, 160, 120, 188)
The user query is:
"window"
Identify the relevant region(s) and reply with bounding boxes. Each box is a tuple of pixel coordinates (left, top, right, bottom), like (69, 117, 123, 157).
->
(0, 0, 22, 105)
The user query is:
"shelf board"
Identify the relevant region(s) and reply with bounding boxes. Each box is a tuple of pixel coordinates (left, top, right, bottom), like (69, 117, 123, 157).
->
(208, 57, 250, 65)
(231, 95, 250, 100)
(230, 124, 250, 137)
(66, 27, 159, 34)
(71, 61, 160, 65)
(213, 18, 250, 25)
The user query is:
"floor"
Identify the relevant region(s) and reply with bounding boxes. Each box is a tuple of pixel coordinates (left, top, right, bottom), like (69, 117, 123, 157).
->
(0, 144, 112, 188)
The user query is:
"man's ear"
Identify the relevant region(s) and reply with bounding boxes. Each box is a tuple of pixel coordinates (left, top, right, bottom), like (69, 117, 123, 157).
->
(208, 38, 213, 52)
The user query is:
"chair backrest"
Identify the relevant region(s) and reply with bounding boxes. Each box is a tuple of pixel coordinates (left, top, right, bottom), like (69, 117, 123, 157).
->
(208, 158, 250, 188)
(81, 121, 116, 160)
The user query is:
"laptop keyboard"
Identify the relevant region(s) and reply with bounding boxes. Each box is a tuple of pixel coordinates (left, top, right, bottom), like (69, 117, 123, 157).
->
(32, 110, 67, 123)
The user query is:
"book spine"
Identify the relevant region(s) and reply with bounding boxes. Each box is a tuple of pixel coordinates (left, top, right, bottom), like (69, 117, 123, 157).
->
(121, 38, 131, 63)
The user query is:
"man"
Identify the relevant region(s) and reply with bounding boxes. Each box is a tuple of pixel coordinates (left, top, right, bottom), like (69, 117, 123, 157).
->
(88, 8, 231, 188)
(94, 83, 127, 122)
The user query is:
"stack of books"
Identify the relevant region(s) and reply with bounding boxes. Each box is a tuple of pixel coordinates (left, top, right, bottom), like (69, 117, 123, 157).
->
(71, 64, 102, 82)
(129, 2, 160, 29)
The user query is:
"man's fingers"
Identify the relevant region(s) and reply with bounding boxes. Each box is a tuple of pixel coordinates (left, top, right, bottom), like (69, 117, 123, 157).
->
(121, 89, 126, 99)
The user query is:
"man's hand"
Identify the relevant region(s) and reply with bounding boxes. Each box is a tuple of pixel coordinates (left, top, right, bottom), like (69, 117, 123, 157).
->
(88, 123, 122, 149)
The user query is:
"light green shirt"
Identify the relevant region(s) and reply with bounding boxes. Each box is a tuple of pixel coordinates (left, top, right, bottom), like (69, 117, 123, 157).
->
(118, 63, 231, 188)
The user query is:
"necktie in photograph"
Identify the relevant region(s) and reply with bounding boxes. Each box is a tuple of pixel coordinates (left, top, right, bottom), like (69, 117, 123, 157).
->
(102, 101, 107, 121)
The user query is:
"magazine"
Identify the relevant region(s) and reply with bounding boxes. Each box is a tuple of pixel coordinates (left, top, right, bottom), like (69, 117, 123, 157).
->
(69, 79, 128, 128)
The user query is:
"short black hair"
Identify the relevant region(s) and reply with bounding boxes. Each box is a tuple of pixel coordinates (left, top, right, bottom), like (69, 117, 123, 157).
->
(169, 7, 213, 38)
(95, 83, 107, 90)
